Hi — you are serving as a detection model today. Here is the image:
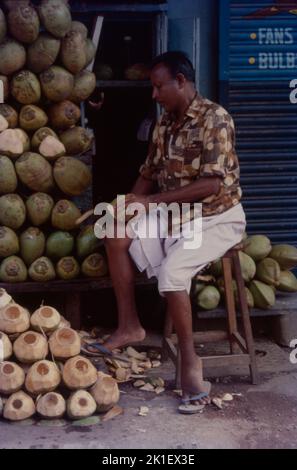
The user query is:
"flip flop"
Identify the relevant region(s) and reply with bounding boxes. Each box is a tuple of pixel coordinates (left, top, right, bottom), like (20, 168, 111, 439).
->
(81, 342, 131, 363)
(178, 392, 209, 415)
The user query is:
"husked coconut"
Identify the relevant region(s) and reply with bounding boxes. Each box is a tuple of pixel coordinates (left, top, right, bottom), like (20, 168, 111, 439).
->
(67, 390, 96, 420)
(51, 200, 81, 231)
(0, 114, 8, 131)
(25, 360, 61, 395)
(28, 257, 56, 282)
(40, 65, 74, 102)
(0, 332, 13, 361)
(26, 192, 54, 226)
(0, 256, 27, 283)
(0, 303, 30, 334)
(27, 33, 61, 74)
(53, 157, 91, 195)
(0, 8, 7, 44)
(39, 135, 66, 160)
(0, 226, 19, 258)
(69, 71, 96, 104)
(0, 194, 26, 230)
(13, 330, 48, 364)
(36, 392, 65, 419)
(19, 105, 48, 131)
(38, 0, 72, 39)
(14, 128, 30, 152)
(4, 391, 35, 421)
(48, 100, 80, 130)
(0, 104, 18, 128)
(56, 256, 80, 280)
(82, 253, 108, 278)
(15, 152, 54, 193)
(20, 227, 46, 266)
(84, 38, 96, 67)
(0, 361, 25, 395)
(90, 371, 120, 413)
(0, 156, 18, 194)
(31, 127, 58, 150)
(49, 327, 81, 360)
(31, 305, 61, 333)
(61, 30, 86, 74)
(0, 75, 9, 100)
(70, 21, 88, 39)
(8, 5, 40, 44)
(0, 288, 12, 308)
(11, 70, 41, 104)
(59, 126, 93, 155)
(62, 355, 97, 390)
(0, 39, 26, 75)
(0, 129, 25, 159)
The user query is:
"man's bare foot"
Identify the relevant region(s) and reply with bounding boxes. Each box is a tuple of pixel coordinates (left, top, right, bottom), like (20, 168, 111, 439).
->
(99, 326, 146, 352)
(181, 356, 211, 405)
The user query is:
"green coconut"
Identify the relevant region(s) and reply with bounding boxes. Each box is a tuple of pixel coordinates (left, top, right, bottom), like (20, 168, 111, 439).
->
(53, 157, 91, 196)
(11, 70, 41, 105)
(26, 193, 54, 226)
(269, 244, 297, 270)
(0, 105, 18, 128)
(38, 0, 72, 39)
(84, 39, 96, 67)
(256, 258, 281, 287)
(76, 225, 101, 259)
(0, 256, 27, 282)
(15, 152, 54, 193)
(239, 251, 256, 283)
(0, 194, 26, 230)
(20, 227, 46, 266)
(0, 226, 19, 258)
(249, 280, 275, 310)
(8, 5, 40, 44)
(234, 286, 255, 309)
(70, 21, 88, 39)
(0, 9, 7, 44)
(0, 76, 9, 101)
(125, 63, 150, 80)
(48, 101, 80, 130)
(277, 271, 297, 293)
(40, 66, 74, 103)
(46, 231, 74, 259)
(0, 39, 26, 75)
(31, 127, 58, 150)
(69, 71, 96, 104)
(29, 256, 56, 281)
(243, 235, 272, 261)
(0, 156, 18, 194)
(59, 127, 93, 155)
(82, 253, 108, 278)
(56, 256, 80, 280)
(51, 200, 81, 231)
(27, 33, 61, 74)
(61, 30, 86, 74)
(19, 105, 48, 131)
(197, 286, 221, 310)
(94, 63, 113, 80)
(192, 281, 206, 296)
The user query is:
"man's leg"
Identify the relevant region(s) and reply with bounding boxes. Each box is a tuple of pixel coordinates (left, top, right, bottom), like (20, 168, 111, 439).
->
(102, 236, 145, 351)
(163, 290, 210, 405)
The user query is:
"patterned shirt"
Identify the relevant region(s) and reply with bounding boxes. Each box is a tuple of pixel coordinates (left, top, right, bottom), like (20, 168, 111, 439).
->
(139, 94, 242, 217)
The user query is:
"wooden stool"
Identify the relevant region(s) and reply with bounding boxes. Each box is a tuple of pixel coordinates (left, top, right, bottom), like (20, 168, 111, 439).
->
(162, 243, 259, 386)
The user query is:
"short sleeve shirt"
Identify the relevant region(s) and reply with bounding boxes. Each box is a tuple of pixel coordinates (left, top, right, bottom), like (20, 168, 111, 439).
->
(139, 94, 242, 217)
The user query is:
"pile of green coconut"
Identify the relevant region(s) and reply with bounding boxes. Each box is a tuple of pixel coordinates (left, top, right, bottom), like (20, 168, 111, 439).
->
(193, 234, 297, 311)
(0, 288, 120, 421)
(0, 0, 109, 282)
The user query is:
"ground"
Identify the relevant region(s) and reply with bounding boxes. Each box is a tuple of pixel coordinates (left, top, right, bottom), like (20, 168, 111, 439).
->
(1, 335, 297, 449)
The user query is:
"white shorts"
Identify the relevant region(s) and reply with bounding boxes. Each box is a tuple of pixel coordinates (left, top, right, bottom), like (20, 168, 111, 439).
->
(128, 203, 246, 295)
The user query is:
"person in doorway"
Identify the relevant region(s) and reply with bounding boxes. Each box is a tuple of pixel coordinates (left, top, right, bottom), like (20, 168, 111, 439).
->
(91, 51, 246, 413)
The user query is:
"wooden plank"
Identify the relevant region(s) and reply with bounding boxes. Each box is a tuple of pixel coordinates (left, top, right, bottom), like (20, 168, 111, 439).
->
(201, 354, 251, 368)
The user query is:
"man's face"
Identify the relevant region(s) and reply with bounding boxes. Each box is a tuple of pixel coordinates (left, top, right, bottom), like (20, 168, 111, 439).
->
(150, 64, 182, 113)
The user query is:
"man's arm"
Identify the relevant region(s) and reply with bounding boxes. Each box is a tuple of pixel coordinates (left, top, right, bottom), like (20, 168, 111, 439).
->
(131, 175, 157, 196)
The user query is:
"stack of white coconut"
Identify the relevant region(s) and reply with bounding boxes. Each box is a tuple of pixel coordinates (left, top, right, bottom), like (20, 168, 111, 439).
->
(0, 288, 120, 422)
(0, 0, 108, 283)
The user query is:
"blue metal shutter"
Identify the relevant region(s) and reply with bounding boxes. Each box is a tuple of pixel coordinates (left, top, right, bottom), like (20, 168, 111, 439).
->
(219, 0, 297, 245)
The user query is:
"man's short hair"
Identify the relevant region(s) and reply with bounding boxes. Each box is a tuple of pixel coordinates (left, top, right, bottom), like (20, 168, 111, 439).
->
(150, 51, 195, 83)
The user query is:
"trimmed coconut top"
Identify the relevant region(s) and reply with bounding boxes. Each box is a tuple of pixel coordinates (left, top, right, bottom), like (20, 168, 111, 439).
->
(56, 327, 76, 344)
(4, 305, 21, 320)
(23, 332, 38, 345)
(36, 362, 50, 376)
(1, 363, 15, 375)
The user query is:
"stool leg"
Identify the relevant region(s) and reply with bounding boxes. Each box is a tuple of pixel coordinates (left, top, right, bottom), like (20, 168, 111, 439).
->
(222, 256, 239, 354)
(233, 252, 259, 384)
